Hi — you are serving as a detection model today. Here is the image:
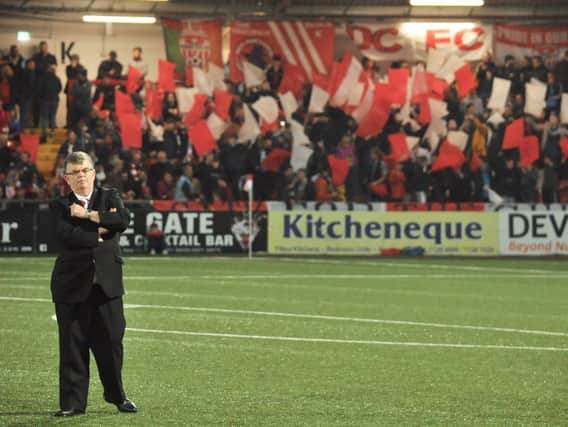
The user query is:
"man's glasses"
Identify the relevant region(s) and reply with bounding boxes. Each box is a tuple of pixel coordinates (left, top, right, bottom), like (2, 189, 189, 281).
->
(65, 168, 94, 177)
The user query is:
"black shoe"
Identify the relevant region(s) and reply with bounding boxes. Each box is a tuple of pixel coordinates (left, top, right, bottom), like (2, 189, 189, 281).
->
(116, 399, 137, 413)
(54, 408, 85, 417)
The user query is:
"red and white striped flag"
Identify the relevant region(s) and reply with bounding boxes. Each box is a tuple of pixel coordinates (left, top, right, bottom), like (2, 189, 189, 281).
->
(230, 21, 335, 83)
(329, 53, 363, 107)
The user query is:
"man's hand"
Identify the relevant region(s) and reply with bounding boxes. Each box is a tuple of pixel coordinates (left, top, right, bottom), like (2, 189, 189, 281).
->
(70, 203, 88, 219)
(98, 227, 111, 235)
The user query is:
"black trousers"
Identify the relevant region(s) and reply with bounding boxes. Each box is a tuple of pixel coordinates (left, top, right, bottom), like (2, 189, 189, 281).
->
(55, 285, 126, 411)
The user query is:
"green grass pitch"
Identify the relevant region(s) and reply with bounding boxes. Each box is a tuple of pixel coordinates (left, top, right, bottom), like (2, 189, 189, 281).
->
(1, 256, 568, 426)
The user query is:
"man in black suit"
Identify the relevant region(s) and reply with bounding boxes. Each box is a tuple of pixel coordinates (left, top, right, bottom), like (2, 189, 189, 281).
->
(50, 151, 137, 417)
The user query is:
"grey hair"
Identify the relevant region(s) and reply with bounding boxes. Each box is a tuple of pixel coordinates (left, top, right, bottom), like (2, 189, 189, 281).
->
(64, 151, 94, 173)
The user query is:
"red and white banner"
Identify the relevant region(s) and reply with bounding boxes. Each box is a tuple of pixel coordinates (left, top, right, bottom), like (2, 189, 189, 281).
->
(229, 21, 335, 82)
(162, 19, 223, 80)
(495, 24, 568, 63)
(345, 22, 493, 62)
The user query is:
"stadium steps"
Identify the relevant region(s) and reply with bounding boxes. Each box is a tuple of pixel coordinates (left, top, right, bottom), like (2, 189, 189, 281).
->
(26, 128, 67, 180)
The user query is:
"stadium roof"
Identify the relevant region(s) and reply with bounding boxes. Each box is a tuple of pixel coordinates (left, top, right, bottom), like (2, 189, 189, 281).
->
(0, 0, 567, 22)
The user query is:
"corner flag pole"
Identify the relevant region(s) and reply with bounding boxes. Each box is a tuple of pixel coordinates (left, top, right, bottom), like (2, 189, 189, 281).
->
(246, 175, 253, 260)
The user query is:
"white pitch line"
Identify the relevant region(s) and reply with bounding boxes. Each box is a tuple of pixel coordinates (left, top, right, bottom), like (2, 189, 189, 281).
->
(275, 257, 561, 274)
(126, 327, 568, 352)
(0, 296, 51, 302)
(122, 303, 568, 338)
(2, 274, 568, 282)
(2, 295, 568, 340)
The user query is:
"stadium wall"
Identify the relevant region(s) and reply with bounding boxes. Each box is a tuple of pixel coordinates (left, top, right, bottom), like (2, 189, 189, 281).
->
(0, 201, 566, 256)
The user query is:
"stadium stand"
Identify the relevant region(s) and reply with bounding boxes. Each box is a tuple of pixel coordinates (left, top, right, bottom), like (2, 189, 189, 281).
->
(1, 42, 568, 206)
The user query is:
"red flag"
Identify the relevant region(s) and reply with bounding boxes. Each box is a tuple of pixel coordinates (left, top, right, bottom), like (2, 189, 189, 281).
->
(19, 134, 40, 163)
(115, 89, 136, 116)
(213, 88, 232, 122)
(93, 93, 104, 110)
(229, 21, 335, 83)
(145, 87, 164, 122)
(519, 135, 540, 167)
(385, 133, 411, 163)
(502, 118, 525, 150)
(185, 66, 194, 86)
(126, 65, 143, 94)
(357, 84, 390, 138)
(430, 78, 449, 99)
(431, 141, 466, 171)
(454, 63, 477, 97)
(189, 120, 217, 156)
(118, 113, 143, 149)
(561, 137, 568, 158)
(327, 155, 350, 187)
(418, 97, 431, 125)
(261, 119, 280, 134)
(158, 60, 176, 92)
(279, 63, 305, 98)
(185, 93, 208, 127)
(387, 68, 409, 105)
(99, 110, 110, 120)
(261, 148, 291, 172)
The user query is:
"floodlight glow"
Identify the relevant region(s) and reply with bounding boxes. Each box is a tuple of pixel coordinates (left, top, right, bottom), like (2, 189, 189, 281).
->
(410, 0, 484, 6)
(17, 31, 31, 41)
(82, 15, 157, 24)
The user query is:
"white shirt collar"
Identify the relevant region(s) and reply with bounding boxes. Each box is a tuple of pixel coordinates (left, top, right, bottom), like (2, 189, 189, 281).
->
(73, 191, 93, 204)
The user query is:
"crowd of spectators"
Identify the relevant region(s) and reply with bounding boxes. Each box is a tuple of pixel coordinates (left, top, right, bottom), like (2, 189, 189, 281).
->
(0, 40, 567, 205)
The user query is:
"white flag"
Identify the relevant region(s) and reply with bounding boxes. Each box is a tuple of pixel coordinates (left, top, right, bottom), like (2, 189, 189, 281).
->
(347, 82, 365, 106)
(175, 87, 199, 114)
(488, 188, 504, 205)
(561, 93, 568, 124)
(487, 77, 511, 112)
(290, 120, 313, 171)
(147, 117, 164, 142)
(238, 104, 261, 143)
(308, 85, 330, 114)
(208, 63, 226, 91)
(426, 129, 443, 152)
(290, 119, 310, 145)
(524, 82, 546, 118)
(487, 112, 505, 127)
(252, 96, 280, 124)
(438, 55, 466, 83)
(428, 98, 448, 121)
(406, 136, 420, 152)
(279, 91, 298, 121)
(207, 113, 228, 140)
(425, 122, 447, 152)
(193, 67, 213, 97)
(530, 77, 546, 87)
(447, 130, 469, 152)
(426, 49, 447, 76)
(243, 61, 266, 88)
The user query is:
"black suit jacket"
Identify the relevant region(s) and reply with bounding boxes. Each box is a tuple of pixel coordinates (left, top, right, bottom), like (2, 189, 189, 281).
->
(49, 187, 131, 303)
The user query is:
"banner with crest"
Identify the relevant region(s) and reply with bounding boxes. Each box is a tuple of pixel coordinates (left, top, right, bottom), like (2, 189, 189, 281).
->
(161, 19, 223, 80)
